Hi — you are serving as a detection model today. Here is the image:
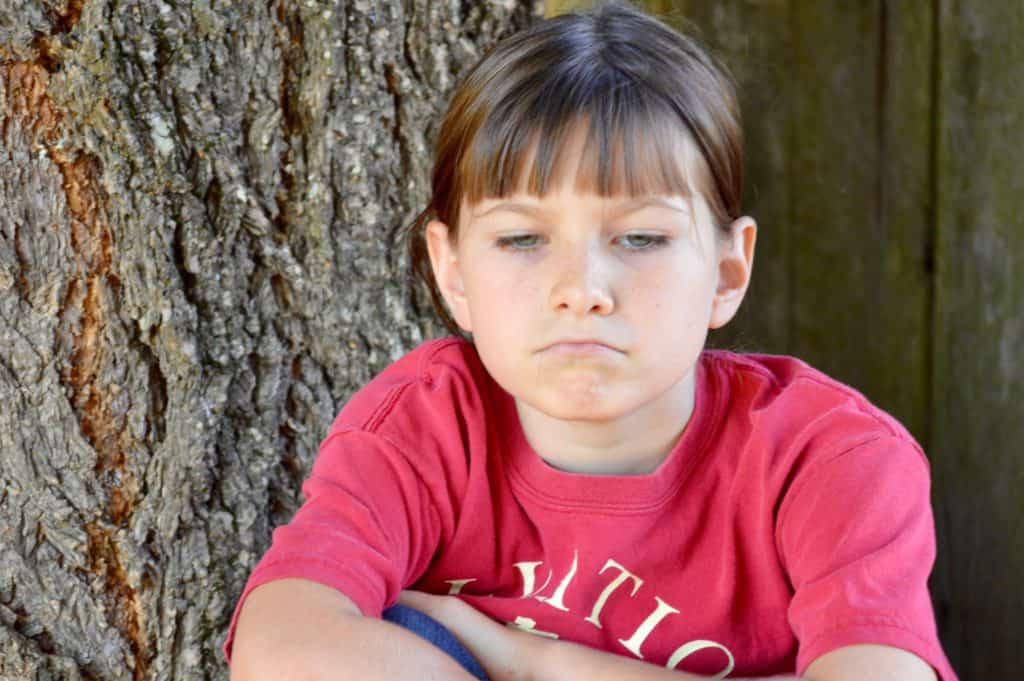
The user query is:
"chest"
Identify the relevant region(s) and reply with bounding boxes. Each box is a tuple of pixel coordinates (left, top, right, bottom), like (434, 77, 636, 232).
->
(417, 494, 798, 677)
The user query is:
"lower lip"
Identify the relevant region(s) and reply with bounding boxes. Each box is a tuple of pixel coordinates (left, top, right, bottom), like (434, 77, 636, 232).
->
(542, 342, 620, 357)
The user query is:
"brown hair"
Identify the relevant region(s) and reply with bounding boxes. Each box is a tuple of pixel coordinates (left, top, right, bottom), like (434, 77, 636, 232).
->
(397, 0, 744, 337)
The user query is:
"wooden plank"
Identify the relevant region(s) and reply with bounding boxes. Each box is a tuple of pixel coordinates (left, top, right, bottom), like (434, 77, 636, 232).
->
(873, 0, 936, 442)
(782, 1, 932, 441)
(661, 2, 796, 356)
(931, 1, 1024, 676)
(672, 1, 934, 441)
(544, 0, 796, 351)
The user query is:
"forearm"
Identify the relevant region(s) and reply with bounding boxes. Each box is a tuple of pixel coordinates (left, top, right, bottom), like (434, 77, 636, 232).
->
(395, 591, 937, 681)
(230, 579, 479, 681)
(245, 616, 480, 681)
(530, 635, 800, 681)
(529, 637, 938, 681)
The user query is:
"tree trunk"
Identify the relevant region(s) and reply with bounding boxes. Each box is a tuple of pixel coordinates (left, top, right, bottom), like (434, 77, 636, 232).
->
(0, 1, 541, 678)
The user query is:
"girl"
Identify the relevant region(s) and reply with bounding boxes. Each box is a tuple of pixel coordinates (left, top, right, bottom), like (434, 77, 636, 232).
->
(226, 2, 958, 680)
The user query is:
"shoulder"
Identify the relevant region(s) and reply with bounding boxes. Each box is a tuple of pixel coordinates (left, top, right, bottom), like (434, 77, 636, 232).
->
(704, 348, 891, 415)
(703, 349, 923, 461)
(702, 357, 949, 676)
(327, 335, 491, 443)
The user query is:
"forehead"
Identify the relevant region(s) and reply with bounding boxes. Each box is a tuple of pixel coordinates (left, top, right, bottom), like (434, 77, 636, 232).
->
(469, 193, 696, 222)
(468, 119, 708, 210)
(459, 118, 710, 223)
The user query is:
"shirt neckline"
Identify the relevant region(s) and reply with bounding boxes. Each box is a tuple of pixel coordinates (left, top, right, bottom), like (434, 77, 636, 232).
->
(489, 352, 725, 513)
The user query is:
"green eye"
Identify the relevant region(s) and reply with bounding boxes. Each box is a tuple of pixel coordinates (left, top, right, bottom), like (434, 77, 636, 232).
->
(496, 234, 542, 250)
(620, 234, 668, 250)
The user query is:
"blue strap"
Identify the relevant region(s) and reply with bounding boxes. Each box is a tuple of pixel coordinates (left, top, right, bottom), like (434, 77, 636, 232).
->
(382, 603, 490, 680)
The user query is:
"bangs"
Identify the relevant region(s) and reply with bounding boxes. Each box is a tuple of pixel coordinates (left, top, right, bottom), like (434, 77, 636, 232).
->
(408, 1, 744, 337)
(456, 80, 706, 207)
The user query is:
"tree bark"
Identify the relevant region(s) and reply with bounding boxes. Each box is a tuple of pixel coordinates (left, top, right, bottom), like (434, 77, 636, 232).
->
(0, 1, 541, 679)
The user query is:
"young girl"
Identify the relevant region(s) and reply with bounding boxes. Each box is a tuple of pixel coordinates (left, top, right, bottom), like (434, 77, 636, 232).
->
(226, 2, 957, 680)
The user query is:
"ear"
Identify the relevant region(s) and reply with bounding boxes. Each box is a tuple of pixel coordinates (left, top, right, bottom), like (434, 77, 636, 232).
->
(425, 219, 473, 332)
(709, 216, 757, 330)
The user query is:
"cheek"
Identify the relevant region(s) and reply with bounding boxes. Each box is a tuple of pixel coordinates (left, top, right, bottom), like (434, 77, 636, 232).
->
(629, 263, 716, 321)
(468, 255, 536, 300)
(463, 266, 536, 339)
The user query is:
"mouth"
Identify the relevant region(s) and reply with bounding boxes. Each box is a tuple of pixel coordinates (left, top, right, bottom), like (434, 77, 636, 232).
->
(539, 340, 623, 356)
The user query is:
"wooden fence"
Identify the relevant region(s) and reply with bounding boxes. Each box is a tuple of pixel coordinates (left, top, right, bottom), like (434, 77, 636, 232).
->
(549, 2, 1024, 678)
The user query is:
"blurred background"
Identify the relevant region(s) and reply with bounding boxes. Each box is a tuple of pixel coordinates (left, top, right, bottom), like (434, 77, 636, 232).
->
(1, 1, 1019, 678)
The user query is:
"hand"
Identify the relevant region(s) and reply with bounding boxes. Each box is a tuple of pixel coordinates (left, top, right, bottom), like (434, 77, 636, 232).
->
(396, 590, 542, 681)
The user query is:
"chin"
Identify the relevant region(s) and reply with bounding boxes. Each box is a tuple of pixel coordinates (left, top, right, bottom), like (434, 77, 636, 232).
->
(534, 391, 630, 423)
(539, 406, 610, 422)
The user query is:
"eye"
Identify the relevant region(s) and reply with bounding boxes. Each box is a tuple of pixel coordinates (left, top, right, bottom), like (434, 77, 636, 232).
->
(496, 234, 543, 250)
(618, 233, 669, 250)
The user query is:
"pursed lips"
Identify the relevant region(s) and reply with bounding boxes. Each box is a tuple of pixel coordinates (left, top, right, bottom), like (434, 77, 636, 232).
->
(539, 339, 623, 355)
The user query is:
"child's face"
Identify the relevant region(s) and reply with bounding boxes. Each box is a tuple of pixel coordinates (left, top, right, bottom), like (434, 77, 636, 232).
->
(427, 133, 755, 445)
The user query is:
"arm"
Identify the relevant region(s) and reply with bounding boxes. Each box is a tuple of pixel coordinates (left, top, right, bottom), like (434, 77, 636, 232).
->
(803, 645, 937, 681)
(397, 591, 938, 681)
(230, 578, 480, 681)
(537, 637, 937, 681)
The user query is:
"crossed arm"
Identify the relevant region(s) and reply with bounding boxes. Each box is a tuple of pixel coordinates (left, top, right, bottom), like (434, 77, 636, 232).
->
(229, 579, 938, 681)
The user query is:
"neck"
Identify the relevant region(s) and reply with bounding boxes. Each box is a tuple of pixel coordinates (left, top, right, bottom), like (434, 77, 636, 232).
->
(513, 369, 697, 476)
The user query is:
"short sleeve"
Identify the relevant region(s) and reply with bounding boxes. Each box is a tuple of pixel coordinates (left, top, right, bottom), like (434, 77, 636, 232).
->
(222, 428, 443, 663)
(776, 436, 958, 681)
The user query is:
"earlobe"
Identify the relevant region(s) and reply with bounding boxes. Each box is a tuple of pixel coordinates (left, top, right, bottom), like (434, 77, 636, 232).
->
(425, 220, 473, 332)
(709, 216, 757, 330)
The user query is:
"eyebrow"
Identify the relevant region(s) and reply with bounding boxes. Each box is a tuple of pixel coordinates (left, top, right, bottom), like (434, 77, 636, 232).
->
(472, 196, 690, 221)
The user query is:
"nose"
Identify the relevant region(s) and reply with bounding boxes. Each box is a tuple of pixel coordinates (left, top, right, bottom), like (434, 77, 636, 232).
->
(548, 242, 615, 316)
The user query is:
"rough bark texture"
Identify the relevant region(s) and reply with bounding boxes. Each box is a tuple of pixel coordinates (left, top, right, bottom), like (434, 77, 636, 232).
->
(0, 1, 541, 679)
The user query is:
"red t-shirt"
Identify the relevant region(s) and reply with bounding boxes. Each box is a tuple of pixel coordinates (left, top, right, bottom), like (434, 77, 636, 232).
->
(224, 337, 957, 680)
